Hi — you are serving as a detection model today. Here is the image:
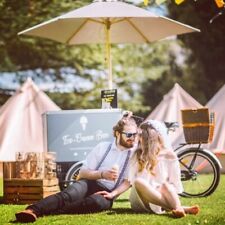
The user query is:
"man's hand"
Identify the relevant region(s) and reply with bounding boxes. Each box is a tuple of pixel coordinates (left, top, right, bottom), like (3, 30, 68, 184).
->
(94, 191, 115, 199)
(102, 169, 118, 181)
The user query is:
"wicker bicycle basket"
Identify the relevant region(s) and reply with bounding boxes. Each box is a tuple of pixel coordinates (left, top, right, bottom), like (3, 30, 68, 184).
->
(181, 108, 215, 144)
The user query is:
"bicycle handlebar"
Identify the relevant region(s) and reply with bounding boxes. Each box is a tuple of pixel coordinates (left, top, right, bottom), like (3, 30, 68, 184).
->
(164, 121, 179, 133)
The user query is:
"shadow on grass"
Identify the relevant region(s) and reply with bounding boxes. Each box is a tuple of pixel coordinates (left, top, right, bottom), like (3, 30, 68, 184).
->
(108, 208, 174, 218)
(115, 198, 129, 203)
(9, 220, 18, 224)
(8, 209, 174, 224)
(107, 208, 136, 214)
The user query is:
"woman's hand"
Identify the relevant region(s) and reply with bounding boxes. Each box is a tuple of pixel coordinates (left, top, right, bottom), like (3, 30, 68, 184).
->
(94, 191, 115, 199)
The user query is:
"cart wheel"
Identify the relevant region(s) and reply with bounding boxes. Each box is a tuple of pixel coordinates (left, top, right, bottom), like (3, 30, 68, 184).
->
(64, 161, 83, 187)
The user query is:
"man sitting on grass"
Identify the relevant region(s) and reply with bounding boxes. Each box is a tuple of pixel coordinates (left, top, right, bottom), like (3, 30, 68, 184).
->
(15, 113, 137, 223)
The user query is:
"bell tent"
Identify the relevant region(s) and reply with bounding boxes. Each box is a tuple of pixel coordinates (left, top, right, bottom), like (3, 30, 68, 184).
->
(0, 78, 60, 161)
(146, 83, 202, 147)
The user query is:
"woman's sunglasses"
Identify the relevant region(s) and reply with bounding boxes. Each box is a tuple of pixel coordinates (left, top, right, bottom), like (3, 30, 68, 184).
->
(121, 132, 138, 138)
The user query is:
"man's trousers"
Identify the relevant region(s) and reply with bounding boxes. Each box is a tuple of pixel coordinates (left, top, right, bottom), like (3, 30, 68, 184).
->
(27, 179, 113, 216)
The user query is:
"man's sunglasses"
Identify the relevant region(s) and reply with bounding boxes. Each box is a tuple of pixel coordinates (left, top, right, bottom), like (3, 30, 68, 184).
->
(121, 132, 138, 138)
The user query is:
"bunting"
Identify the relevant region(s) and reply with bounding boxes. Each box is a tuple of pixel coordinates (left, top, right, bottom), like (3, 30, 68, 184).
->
(174, 0, 186, 4)
(215, 0, 225, 8)
(144, 0, 149, 6)
(155, 0, 167, 5)
(142, 0, 224, 24)
(143, 0, 224, 8)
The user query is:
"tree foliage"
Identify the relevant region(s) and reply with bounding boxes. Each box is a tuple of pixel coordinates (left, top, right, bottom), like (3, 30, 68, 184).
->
(0, 0, 112, 109)
(167, 0, 225, 102)
(1, 0, 224, 116)
(111, 41, 184, 115)
(0, 0, 182, 114)
(138, 0, 225, 117)
(0, 0, 104, 76)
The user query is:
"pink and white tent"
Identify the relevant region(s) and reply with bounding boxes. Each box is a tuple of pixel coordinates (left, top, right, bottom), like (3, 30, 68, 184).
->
(146, 83, 202, 147)
(206, 84, 225, 153)
(0, 78, 60, 161)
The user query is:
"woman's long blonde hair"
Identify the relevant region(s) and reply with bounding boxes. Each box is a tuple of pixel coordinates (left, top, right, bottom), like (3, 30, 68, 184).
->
(135, 122, 165, 175)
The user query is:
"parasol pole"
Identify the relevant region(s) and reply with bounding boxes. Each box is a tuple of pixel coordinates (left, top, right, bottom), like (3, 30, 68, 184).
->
(105, 19, 113, 89)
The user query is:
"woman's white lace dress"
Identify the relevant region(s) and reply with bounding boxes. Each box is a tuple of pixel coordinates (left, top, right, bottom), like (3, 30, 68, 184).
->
(129, 155, 183, 214)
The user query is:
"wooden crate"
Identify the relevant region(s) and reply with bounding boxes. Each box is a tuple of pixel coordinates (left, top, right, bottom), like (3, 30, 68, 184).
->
(3, 162, 17, 179)
(3, 178, 60, 204)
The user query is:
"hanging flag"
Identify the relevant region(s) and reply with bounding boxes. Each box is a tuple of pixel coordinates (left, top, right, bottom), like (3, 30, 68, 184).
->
(144, 0, 149, 6)
(175, 0, 185, 5)
(155, 0, 167, 5)
(215, 0, 225, 8)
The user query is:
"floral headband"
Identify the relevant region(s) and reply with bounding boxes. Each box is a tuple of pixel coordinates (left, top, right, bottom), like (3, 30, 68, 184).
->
(141, 120, 172, 149)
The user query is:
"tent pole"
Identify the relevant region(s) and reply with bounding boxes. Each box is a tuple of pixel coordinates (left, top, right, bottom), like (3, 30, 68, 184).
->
(105, 19, 112, 89)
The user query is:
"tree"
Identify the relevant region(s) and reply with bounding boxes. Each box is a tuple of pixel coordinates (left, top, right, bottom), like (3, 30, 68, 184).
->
(138, 0, 225, 118)
(167, 0, 225, 102)
(0, 0, 111, 109)
(0, 0, 104, 78)
(0, 0, 181, 113)
(2, 0, 211, 116)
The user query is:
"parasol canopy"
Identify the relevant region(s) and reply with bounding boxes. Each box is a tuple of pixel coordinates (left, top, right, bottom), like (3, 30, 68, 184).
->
(19, 0, 200, 89)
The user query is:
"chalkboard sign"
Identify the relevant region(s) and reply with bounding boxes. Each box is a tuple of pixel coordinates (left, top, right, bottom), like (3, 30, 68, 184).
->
(101, 89, 117, 108)
(43, 109, 123, 162)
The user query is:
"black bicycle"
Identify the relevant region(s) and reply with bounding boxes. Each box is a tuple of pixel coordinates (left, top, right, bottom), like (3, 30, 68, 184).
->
(165, 122, 221, 197)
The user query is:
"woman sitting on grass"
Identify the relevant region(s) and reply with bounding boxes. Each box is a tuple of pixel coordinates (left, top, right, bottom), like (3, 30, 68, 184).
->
(129, 120, 200, 218)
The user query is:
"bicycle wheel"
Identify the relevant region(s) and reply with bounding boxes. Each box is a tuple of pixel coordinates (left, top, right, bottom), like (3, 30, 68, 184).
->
(178, 148, 220, 197)
(64, 161, 83, 187)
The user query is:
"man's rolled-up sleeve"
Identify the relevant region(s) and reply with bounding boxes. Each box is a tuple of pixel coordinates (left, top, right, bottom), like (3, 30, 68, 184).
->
(81, 142, 106, 170)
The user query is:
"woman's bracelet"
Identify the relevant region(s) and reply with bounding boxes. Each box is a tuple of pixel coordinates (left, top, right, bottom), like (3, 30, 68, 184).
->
(100, 171, 104, 179)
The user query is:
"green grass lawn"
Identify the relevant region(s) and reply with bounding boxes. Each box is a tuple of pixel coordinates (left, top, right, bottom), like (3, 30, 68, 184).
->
(0, 176, 225, 225)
